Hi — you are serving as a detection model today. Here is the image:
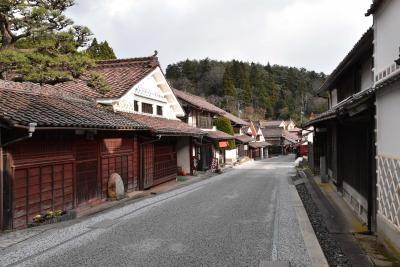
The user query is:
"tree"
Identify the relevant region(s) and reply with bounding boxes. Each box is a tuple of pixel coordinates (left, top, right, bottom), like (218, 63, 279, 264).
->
(0, 0, 94, 84)
(236, 62, 252, 107)
(222, 65, 237, 114)
(86, 38, 116, 60)
(166, 59, 327, 121)
(214, 117, 235, 149)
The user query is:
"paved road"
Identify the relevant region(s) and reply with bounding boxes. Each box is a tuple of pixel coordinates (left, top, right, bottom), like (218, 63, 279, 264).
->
(0, 155, 312, 267)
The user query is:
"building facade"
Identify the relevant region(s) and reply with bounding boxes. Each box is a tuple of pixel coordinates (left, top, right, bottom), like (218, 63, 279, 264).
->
(367, 0, 400, 251)
(306, 0, 400, 252)
(0, 55, 204, 230)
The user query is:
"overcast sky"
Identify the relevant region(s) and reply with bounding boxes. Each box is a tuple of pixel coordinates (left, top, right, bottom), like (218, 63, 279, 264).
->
(67, 0, 372, 74)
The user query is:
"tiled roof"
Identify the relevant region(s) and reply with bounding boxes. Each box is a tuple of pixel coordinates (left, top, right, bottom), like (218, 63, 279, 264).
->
(375, 71, 400, 91)
(204, 130, 234, 140)
(173, 89, 224, 115)
(259, 120, 283, 128)
(0, 88, 146, 130)
(283, 131, 299, 144)
(46, 56, 159, 99)
(234, 135, 254, 143)
(262, 127, 284, 138)
(222, 112, 249, 126)
(173, 89, 249, 126)
(318, 28, 373, 94)
(303, 87, 376, 127)
(121, 113, 205, 136)
(249, 141, 271, 148)
(366, 0, 385, 16)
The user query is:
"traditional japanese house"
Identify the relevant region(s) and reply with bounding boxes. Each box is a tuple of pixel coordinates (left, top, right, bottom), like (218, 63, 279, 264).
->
(234, 135, 254, 159)
(173, 89, 247, 170)
(0, 54, 204, 230)
(243, 121, 271, 160)
(304, 28, 376, 231)
(366, 0, 400, 251)
(260, 121, 285, 155)
(48, 54, 204, 185)
(282, 130, 300, 155)
(0, 84, 147, 229)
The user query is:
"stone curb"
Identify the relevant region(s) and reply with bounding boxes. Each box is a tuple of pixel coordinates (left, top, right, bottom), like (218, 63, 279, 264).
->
(293, 170, 329, 267)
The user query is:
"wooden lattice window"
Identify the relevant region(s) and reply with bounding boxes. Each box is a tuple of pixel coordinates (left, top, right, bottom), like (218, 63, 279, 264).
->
(157, 105, 163, 116)
(142, 103, 153, 114)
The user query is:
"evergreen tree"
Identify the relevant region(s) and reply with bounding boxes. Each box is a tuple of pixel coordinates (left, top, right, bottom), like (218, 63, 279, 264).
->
(86, 38, 116, 60)
(0, 0, 94, 84)
(237, 63, 252, 107)
(214, 117, 235, 149)
(222, 65, 237, 114)
(166, 59, 327, 123)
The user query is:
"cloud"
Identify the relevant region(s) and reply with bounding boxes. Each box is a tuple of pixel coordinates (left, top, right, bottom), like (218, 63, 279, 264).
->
(67, 0, 372, 73)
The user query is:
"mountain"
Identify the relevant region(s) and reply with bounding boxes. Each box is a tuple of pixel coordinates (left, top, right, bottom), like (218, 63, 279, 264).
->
(166, 58, 327, 124)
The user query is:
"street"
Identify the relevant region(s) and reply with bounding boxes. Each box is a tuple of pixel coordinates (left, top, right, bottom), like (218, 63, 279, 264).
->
(0, 155, 317, 267)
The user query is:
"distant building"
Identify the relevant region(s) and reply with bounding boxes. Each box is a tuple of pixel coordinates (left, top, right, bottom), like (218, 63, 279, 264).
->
(173, 89, 247, 169)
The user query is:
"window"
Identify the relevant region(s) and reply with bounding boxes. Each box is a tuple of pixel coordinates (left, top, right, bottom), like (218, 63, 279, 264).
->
(156, 106, 163, 116)
(134, 101, 139, 112)
(142, 103, 153, 114)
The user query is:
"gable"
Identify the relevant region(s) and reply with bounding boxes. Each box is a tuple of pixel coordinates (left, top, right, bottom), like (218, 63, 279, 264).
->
(106, 67, 185, 119)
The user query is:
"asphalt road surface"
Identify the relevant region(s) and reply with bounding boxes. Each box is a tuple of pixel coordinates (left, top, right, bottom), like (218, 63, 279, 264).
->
(1, 155, 312, 267)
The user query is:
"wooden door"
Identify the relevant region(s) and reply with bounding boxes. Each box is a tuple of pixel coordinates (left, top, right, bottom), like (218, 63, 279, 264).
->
(154, 143, 177, 186)
(75, 140, 99, 205)
(142, 143, 154, 189)
(200, 145, 212, 171)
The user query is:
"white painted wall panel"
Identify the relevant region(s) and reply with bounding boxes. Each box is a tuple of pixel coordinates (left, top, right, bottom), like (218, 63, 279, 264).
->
(375, 0, 400, 79)
(176, 137, 191, 174)
(376, 82, 400, 156)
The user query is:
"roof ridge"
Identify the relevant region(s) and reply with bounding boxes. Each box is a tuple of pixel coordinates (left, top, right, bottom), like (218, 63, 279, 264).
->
(173, 88, 213, 102)
(95, 55, 159, 69)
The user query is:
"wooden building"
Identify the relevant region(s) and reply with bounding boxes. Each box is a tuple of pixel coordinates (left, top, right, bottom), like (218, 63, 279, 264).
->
(173, 89, 248, 170)
(234, 135, 254, 159)
(366, 0, 400, 251)
(306, 1, 400, 249)
(260, 121, 285, 155)
(305, 28, 377, 231)
(242, 121, 271, 160)
(0, 88, 147, 229)
(0, 55, 205, 230)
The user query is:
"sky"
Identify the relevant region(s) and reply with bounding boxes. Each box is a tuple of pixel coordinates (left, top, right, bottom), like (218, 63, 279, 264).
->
(67, 0, 373, 74)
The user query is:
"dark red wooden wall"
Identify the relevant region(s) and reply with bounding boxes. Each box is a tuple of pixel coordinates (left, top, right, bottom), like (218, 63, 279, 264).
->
(7, 134, 140, 229)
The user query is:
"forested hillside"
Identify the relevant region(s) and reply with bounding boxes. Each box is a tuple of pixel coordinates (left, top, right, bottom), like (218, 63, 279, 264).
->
(166, 59, 328, 123)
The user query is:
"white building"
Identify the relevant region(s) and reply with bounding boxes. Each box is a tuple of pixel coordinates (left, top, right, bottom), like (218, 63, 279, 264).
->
(367, 0, 400, 252)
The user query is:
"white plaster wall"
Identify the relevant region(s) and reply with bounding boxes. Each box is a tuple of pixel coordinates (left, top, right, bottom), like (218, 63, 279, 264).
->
(376, 82, 400, 156)
(108, 67, 184, 119)
(331, 89, 338, 107)
(176, 137, 191, 175)
(225, 149, 237, 163)
(257, 128, 265, 142)
(361, 58, 373, 91)
(374, 0, 400, 82)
